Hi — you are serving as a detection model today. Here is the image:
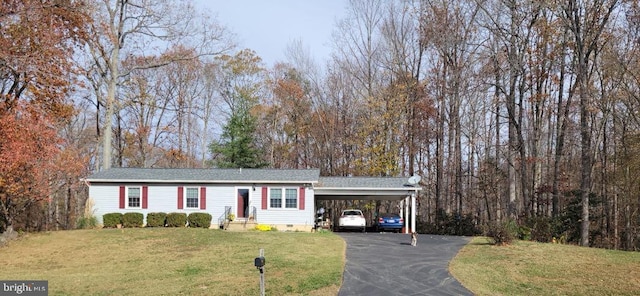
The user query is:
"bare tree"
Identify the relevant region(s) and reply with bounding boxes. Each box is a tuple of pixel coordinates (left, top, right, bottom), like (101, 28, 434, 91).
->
(560, 0, 619, 246)
(421, 0, 481, 216)
(84, 0, 232, 170)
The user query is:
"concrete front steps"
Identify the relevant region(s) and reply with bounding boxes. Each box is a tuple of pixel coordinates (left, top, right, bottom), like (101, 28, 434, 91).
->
(224, 219, 258, 231)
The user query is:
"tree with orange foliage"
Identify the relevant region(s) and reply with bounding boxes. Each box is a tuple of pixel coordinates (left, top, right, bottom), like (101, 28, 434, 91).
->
(0, 0, 88, 113)
(0, 0, 89, 236)
(0, 104, 60, 234)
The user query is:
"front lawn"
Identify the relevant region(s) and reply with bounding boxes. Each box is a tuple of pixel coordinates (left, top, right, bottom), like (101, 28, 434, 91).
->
(450, 237, 640, 296)
(0, 228, 345, 295)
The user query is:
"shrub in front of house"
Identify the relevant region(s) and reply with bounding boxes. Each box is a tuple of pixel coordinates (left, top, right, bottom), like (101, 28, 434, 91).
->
(77, 198, 98, 229)
(103, 213, 123, 228)
(187, 213, 212, 228)
(146, 212, 167, 227)
(122, 212, 143, 228)
(76, 216, 98, 229)
(166, 212, 187, 227)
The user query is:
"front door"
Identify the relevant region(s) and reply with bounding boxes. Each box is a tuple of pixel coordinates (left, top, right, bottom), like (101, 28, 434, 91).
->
(237, 188, 250, 218)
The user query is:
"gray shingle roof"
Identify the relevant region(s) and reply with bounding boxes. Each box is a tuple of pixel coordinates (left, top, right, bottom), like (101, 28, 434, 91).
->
(317, 176, 419, 189)
(86, 168, 320, 184)
(85, 168, 422, 191)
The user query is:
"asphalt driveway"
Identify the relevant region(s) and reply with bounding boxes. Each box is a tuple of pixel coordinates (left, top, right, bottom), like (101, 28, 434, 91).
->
(337, 233, 473, 296)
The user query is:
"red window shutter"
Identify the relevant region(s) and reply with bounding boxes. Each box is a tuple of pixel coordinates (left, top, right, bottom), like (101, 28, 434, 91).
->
(142, 186, 148, 209)
(177, 187, 184, 209)
(200, 187, 206, 210)
(261, 187, 268, 209)
(119, 186, 125, 209)
(299, 187, 305, 210)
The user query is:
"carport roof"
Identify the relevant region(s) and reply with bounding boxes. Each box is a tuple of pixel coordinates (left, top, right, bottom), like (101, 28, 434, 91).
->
(315, 176, 420, 201)
(316, 176, 416, 189)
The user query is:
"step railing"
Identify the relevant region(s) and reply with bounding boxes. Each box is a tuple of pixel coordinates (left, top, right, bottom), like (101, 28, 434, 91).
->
(218, 206, 232, 229)
(244, 206, 257, 227)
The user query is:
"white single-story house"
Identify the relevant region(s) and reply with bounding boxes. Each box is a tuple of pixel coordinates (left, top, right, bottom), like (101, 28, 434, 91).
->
(85, 168, 421, 232)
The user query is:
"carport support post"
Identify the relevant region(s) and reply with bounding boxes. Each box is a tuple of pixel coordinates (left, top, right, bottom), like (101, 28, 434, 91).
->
(411, 190, 416, 233)
(404, 196, 409, 234)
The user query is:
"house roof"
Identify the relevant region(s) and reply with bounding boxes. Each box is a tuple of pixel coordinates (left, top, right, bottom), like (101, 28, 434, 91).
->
(85, 168, 422, 200)
(85, 168, 320, 184)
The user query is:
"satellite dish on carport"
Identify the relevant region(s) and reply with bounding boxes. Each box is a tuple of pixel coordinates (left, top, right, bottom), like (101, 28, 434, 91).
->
(408, 175, 421, 185)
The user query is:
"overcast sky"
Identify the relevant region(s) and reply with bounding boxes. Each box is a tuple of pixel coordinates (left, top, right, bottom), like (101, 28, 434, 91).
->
(194, 0, 347, 67)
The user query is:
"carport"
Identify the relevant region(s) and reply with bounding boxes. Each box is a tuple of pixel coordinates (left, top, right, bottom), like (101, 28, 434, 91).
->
(314, 176, 421, 233)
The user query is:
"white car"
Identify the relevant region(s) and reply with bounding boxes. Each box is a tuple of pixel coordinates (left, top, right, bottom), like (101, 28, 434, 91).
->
(338, 209, 366, 232)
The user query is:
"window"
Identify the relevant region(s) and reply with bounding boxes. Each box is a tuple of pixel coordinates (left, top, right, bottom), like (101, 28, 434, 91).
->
(127, 187, 141, 209)
(269, 188, 282, 208)
(185, 187, 199, 209)
(269, 187, 297, 209)
(285, 188, 297, 208)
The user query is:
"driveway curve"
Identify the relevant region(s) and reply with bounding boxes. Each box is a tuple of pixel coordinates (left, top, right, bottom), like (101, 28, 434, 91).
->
(337, 233, 472, 296)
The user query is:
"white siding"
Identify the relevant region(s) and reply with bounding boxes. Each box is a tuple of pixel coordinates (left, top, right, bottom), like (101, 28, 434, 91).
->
(253, 187, 315, 228)
(90, 185, 121, 224)
(89, 183, 315, 228)
(206, 185, 237, 224)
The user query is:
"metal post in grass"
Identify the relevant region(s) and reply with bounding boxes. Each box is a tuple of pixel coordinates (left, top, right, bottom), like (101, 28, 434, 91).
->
(254, 248, 265, 296)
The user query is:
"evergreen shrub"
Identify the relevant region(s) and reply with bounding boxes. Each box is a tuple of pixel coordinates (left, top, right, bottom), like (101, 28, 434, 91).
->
(102, 213, 123, 228)
(187, 213, 212, 228)
(166, 212, 187, 227)
(146, 212, 167, 227)
(123, 212, 143, 228)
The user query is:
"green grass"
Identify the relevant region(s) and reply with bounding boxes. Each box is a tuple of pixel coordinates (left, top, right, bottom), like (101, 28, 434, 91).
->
(0, 228, 345, 296)
(450, 237, 640, 296)
(6, 230, 640, 295)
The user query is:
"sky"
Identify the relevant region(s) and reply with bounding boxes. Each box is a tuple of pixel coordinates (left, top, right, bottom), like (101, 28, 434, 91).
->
(194, 0, 348, 67)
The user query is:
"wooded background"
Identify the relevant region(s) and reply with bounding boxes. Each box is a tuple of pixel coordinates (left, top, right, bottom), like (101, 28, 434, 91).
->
(1, 0, 639, 250)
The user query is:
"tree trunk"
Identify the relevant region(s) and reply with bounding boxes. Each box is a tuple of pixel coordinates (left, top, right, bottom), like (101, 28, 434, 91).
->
(0, 222, 17, 243)
(494, 63, 502, 223)
(614, 192, 618, 249)
(66, 186, 73, 230)
(579, 63, 592, 247)
(552, 36, 568, 217)
(436, 90, 445, 219)
(102, 48, 119, 170)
